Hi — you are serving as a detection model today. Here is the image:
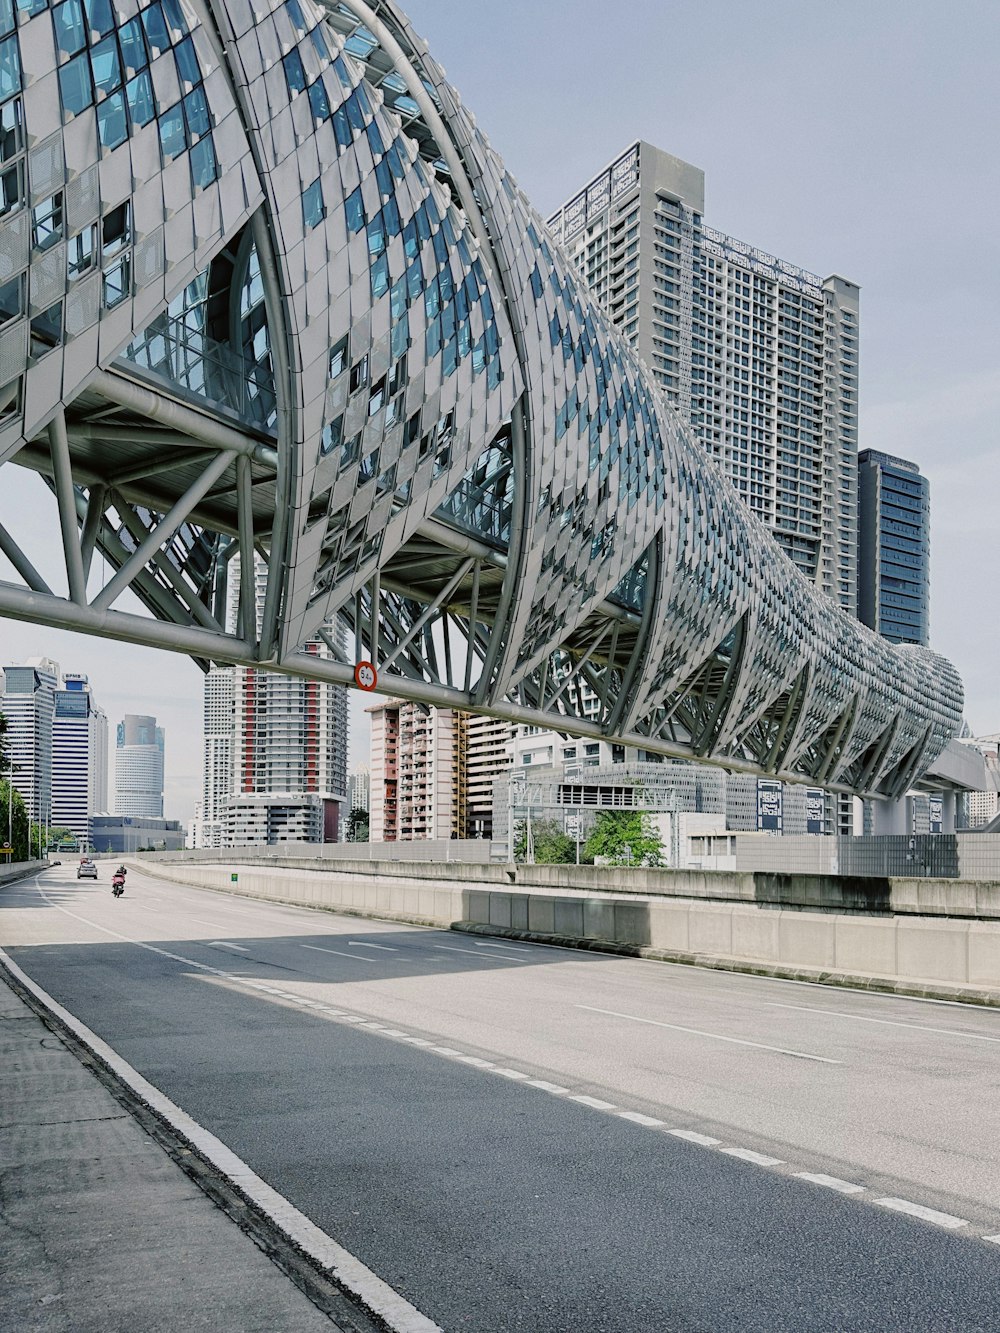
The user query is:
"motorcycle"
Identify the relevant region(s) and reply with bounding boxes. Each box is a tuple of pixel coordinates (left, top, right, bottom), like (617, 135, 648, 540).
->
(111, 874, 125, 898)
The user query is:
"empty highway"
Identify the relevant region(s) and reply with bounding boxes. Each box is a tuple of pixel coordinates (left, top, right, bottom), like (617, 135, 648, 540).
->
(5, 863, 1000, 1331)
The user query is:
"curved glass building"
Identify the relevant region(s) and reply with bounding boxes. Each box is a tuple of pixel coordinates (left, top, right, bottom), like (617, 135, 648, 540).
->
(0, 0, 962, 798)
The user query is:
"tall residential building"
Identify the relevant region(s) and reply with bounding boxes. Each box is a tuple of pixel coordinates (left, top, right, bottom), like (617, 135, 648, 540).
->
(199, 667, 234, 849)
(51, 673, 108, 848)
(466, 716, 512, 838)
(368, 701, 466, 841)
(0, 658, 59, 827)
(223, 556, 348, 845)
(857, 450, 930, 646)
(347, 764, 370, 814)
(115, 714, 165, 818)
(547, 140, 860, 609)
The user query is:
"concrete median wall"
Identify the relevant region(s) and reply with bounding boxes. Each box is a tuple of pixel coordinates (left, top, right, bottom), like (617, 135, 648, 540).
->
(133, 857, 1000, 1001)
(0, 860, 46, 887)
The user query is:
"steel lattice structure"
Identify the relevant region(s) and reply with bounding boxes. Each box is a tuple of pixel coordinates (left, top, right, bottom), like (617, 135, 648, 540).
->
(0, 0, 962, 797)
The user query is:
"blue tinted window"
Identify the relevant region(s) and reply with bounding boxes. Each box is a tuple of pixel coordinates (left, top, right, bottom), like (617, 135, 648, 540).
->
(0, 272, 21, 323)
(307, 78, 329, 121)
(344, 186, 364, 233)
(405, 256, 421, 300)
(0, 0, 13, 38)
(90, 34, 121, 95)
(370, 250, 389, 299)
(15, 0, 46, 18)
(285, 0, 306, 33)
(309, 26, 327, 63)
(332, 55, 351, 89)
(118, 18, 148, 74)
(83, 0, 113, 37)
(443, 337, 457, 377)
(301, 177, 323, 229)
(332, 104, 350, 147)
(386, 141, 404, 180)
(0, 32, 16, 103)
(141, 3, 170, 56)
(383, 196, 400, 237)
(345, 89, 365, 134)
(426, 317, 440, 358)
(58, 53, 92, 115)
(125, 70, 154, 125)
(96, 89, 126, 148)
(402, 219, 417, 259)
(183, 85, 209, 138)
(189, 133, 217, 188)
(366, 120, 383, 158)
(375, 158, 392, 200)
(174, 36, 199, 87)
(53, 0, 86, 57)
(390, 316, 408, 360)
(366, 212, 385, 256)
(160, 0, 186, 37)
(158, 102, 185, 159)
(282, 49, 305, 95)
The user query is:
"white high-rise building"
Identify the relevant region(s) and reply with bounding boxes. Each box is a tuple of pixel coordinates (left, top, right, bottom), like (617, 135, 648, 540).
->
(221, 556, 348, 845)
(1, 658, 59, 828)
(196, 667, 234, 849)
(115, 714, 165, 818)
(51, 673, 107, 848)
(547, 141, 860, 609)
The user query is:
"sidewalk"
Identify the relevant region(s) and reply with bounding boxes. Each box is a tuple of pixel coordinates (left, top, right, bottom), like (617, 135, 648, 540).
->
(0, 968, 348, 1332)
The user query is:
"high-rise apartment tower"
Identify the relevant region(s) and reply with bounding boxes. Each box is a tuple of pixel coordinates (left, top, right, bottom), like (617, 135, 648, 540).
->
(547, 141, 860, 609)
(115, 714, 165, 818)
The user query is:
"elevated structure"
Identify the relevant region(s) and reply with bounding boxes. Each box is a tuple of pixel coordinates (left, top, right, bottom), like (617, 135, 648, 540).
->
(0, 0, 962, 799)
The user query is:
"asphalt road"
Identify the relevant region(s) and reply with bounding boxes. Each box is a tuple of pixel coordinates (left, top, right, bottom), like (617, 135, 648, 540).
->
(5, 863, 1000, 1331)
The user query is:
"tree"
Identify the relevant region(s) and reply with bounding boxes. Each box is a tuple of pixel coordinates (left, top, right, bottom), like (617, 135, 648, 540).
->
(512, 818, 575, 864)
(345, 806, 370, 842)
(0, 778, 30, 861)
(583, 809, 664, 867)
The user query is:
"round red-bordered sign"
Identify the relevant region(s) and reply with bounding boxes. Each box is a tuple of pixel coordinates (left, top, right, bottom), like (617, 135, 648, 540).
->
(354, 660, 378, 691)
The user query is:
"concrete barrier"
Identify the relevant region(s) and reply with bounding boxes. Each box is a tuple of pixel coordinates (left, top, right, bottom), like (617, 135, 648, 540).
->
(0, 860, 46, 887)
(131, 857, 1000, 1004)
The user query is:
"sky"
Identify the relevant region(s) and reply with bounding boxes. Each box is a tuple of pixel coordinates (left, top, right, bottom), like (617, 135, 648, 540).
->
(1, 0, 998, 820)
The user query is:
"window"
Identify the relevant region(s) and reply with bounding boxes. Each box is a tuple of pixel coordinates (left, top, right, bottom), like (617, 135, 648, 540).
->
(67, 224, 95, 278)
(0, 158, 21, 217)
(84, 0, 114, 38)
(183, 86, 210, 139)
(282, 48, 306, 96)
(158, 102, 185, 160)
(307, 78, 329, 121)
(59, 52, 92, 116)
(348, 354, 368, 393)
(30, 302, 62, 355)
(125, 70, 154, 126)
(328, 335, 348, 379)
(90, 33, 121, 96)
(102, 255, 129, 307)
(118, 17, 148, 74)
(53, 0, 86, 58)
(32, 193, 63, 251)
(0, 273, 22, 324)
(96, 90, 126, 150)
(301, 177, 324, 229)
(101, 201, 130, 257)
(345, 186, 364, 233)
(189, 134, 217, 188)
(319, 414, 342, 457)
(173, 35, 199, 88)
(141, 3, 171, 57)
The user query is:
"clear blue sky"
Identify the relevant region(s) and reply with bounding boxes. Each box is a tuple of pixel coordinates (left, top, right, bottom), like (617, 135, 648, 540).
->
(2, 0, 997, 819)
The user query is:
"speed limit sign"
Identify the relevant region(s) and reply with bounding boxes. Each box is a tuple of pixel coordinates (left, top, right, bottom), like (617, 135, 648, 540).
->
(354, 660, 378, 691)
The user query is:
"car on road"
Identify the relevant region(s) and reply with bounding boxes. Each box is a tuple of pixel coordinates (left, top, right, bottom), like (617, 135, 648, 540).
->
(76, 862, 98, 880)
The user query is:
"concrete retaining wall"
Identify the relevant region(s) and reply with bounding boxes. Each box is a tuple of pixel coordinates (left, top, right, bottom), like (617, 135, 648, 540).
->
(133, 857, 1000, 999)
(0, 860, 46, 887)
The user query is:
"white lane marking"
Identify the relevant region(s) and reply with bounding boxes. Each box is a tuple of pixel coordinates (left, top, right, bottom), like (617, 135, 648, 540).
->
(720, 1147, 784, 1167)
(618, 1111, 666, 1128)
(669, 1129, 721, 1146)
(399, 1037, 433, 1047)
(983, 1235, 1000, 1245)
(430, 1046, 461, 1056)
(455, 1055, 494, 1068)
(526, 1080, 569, 1094)
(493, 1067, 530, 1080)
(474, 942, 530, 954)
(348, 941, 399, 952)
(207, 941, 250, 953)
(874, 1198, 969, 1230)
(301, 944, 377, 963)
(570, 1094, 617, 1111)
(0, 943, 442, 1333)
(766, 1001, 1000, 1045)
(433, 944, 524, 962)
(187, 917, 233, 931)
(795, 1172, 865, 1195)
(576, 1004, 841, 1064)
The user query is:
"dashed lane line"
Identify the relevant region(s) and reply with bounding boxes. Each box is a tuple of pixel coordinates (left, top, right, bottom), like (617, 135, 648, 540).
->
(576, 1003, 842, 1064)
(432, 943, 526, 963)
(208, 941, 251, 953)
(766, 1001, 1000, 1045)
(874, 1198, 969, 1230)
(721, 1147, 785, 1167)
(348, 941, 399, 952)
(301, 943, 378, 963)
(669, 1129, 722, 1147)
(795, 1173, 866, 1195)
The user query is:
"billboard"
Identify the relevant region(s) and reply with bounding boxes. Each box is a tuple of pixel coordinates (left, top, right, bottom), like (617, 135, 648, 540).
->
(928, 795, 943, 834)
